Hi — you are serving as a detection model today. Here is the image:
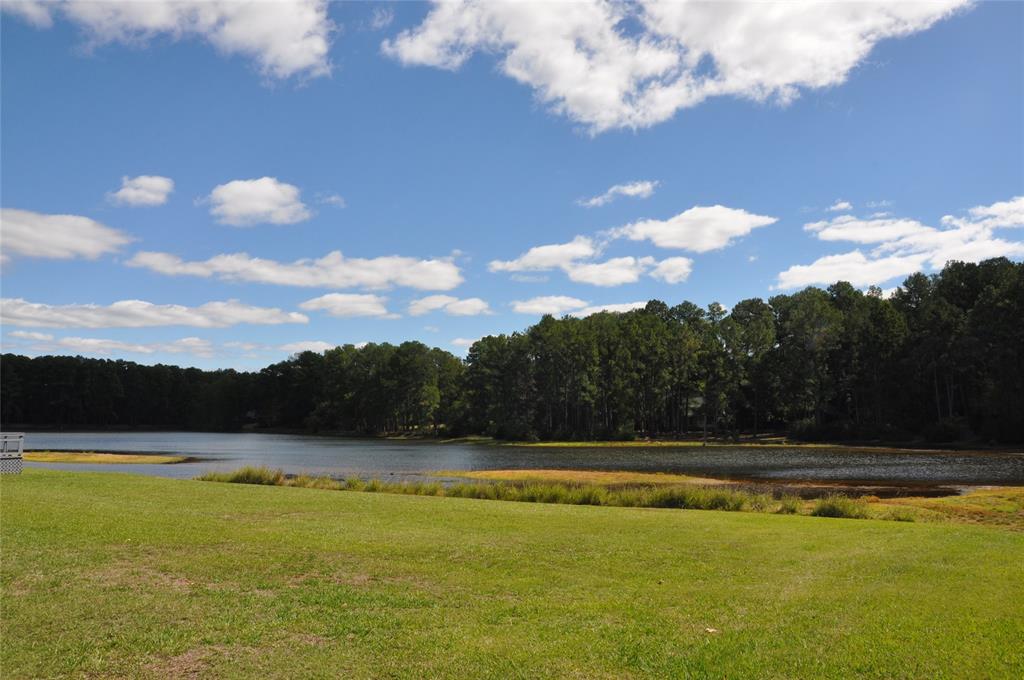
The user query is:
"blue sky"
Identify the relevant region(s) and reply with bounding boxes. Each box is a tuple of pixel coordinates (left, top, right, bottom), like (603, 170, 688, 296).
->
(1, 0, 1022, 369)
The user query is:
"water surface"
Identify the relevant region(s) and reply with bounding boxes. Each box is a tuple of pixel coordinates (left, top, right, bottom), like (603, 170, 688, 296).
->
(18, 431, 1024, 488)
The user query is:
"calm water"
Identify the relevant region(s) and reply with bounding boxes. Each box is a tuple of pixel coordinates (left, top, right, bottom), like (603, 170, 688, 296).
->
(17, 431, 1024, 487)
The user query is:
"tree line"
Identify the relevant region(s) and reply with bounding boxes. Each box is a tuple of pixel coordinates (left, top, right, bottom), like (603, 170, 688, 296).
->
(2, 258, 1022, 443)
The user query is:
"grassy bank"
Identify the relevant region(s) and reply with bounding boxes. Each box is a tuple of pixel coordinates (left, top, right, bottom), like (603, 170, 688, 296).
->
(24, 451, 190, 464)
(442, 468, 733, 486)
(199, 466, 1024, 528)
(2, 469, 1021, 678)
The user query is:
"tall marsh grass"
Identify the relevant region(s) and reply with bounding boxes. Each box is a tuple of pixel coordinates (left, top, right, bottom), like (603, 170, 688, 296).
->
(810, 494, 869, 519)
(195, 467, 861, 517)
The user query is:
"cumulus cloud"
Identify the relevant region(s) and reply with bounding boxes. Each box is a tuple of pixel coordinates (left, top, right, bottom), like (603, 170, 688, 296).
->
(408, 295, 492, 316)
(299, 293, 396, 318)
(127, 250, 463, 291)
(804, 215, 933, 244)
(490, 236, 598, 273)
(280, 340, 336, 353)
(579, 180, 658, 208)
(1, 298, 307, 328)
(946, 195, 1024, 230)
(7, 330, 54, 341)
(778, 196, 1024, 288)
(572, 301, 648, 317)
(777, 251, 929, 290)
(383, 1, 966, 133)
(451, 337, 479, 348)
(510, 296, 648, 317)
(54, 336, 214, 357)
(827, 200, 852, 212)
(207, 177, 311, 226)
(565, 256, 654, 287)
(2, 0, 333, 79)
(1, 208, 133, 262)
(511, 295, 589, 315)
(649, 256, 693, 284)
(612, 205, 777, 252)
(491, 233, 701, 286)
(108, 175, 174, 206)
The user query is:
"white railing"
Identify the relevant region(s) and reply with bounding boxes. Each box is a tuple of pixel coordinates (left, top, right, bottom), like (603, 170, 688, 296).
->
(1, 432, 25, 474)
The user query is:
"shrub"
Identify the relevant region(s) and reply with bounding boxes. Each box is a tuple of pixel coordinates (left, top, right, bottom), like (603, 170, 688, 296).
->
(811, 494, 869, 519)
(196, 466, 284, 485)
(884, 507, 917, 522)
(776, 495, 802, 514)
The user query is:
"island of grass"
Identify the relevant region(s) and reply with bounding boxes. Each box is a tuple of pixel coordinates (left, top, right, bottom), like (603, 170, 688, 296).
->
(2, 469, 1021, 678)
(24, 451, 192, 464)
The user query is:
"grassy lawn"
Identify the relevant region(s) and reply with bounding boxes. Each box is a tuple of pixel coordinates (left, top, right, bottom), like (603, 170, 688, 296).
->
(2, 470, 1022, 679)
(23, 451, 190, 464)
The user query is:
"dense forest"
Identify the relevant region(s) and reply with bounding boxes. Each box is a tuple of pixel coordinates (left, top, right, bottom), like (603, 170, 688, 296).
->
(2, 258, 1022, 443)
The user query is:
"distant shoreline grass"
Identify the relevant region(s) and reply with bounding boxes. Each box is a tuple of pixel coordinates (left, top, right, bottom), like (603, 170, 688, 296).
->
(24, 451, 192, 464)
(195, 465, 1024, 528)
(438, 468, 734, 487)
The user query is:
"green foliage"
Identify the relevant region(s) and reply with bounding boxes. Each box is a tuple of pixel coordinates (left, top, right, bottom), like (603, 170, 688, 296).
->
(811, 495, 870, 519)
(776, 495, 803, 514)
(4, 259, 1023, 442)
(195, 466, 284, 485)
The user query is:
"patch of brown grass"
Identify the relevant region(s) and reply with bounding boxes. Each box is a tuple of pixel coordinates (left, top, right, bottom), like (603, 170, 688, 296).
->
(872, 487, 1024, 531)
(25, 451, 189, 464)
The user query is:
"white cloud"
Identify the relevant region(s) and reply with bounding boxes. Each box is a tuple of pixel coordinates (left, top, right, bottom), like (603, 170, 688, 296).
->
(3, 0, 333, 80)
(777, 251, 929, 290)
(947, 195, 1024, 230)
(1, 208, 133, 261)
(7, 331, 54, 341)
(369, 7, 394, 31)
(804, 215, 933, 244)
(280, 340, 336, 353)
(827, 200, 852, 212)
(108, 175, 174, 206)
(408, 295, 492, 316)
(207, 177, 312, 226)
(317, 192, 346, 208)
(299, 293, 396, 318)
(489, 236, 597, 272)
(564, 256, 654, 287)
(579, 180, 658, 208)
(779, 196, 1024, 288)
(572, 301, 648, 317)
(2, 1, 53, 27)
(613, 205, 777, 252)
(649, 257, 693, 284)
(53, 336, 214, 358)
(383, 1, 965, 133)
(511, 295, 588, 315)
(127, 250, 463, 291)
(451, 337, 478, 348)
(1, 298, 307, 328)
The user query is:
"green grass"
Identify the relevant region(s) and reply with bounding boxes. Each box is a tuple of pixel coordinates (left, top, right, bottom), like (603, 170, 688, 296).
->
(2, 470, 1023, 678)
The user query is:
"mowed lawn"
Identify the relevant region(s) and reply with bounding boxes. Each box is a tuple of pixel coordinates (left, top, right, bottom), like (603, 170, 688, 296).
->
(2, 471, 1022, 679)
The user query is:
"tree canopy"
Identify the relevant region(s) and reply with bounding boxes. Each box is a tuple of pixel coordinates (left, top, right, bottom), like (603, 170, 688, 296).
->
(3, 258, 1022, 443)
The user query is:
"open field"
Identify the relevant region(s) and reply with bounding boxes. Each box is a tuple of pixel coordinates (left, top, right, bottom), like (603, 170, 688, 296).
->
(2, 470, 1022, 678)
(23, 451, 191, 465)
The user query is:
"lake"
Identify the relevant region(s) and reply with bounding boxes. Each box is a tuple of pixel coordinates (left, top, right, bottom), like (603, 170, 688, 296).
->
(17, 431, 1024, 490)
